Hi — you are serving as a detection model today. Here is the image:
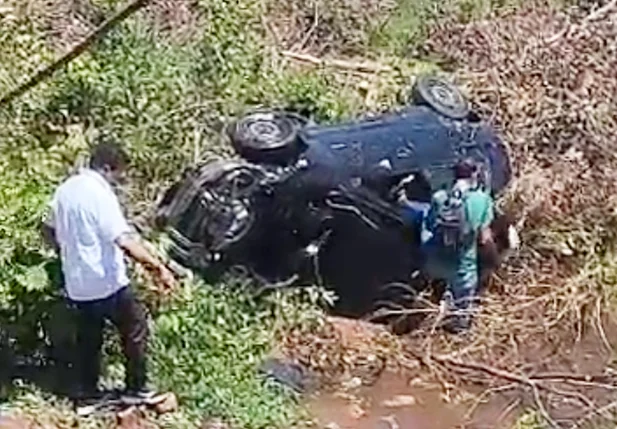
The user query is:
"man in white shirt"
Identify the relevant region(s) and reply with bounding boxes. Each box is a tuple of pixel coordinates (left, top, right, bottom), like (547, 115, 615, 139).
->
(41, 141, 177, 405)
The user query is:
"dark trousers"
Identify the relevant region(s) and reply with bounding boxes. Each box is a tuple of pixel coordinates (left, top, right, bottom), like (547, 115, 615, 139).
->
(71, 286, 149, 392)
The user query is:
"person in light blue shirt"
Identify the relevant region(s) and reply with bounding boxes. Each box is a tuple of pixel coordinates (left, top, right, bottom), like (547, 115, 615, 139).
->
(42, 140, 177, 405)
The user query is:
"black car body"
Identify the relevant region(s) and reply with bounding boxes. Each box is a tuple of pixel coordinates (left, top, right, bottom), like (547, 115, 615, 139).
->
(155, 76, 515, 320)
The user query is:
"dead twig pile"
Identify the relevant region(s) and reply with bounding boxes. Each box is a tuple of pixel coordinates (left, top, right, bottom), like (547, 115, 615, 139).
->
(12, 0, 105, 51)
(393, 3, 617, 425)
(6, 0, 202, 50)
(264, 0, 395, 55)
(139, 0, 202, 42)
(282, 3, 617, 426)
(278, 316, 402, 388)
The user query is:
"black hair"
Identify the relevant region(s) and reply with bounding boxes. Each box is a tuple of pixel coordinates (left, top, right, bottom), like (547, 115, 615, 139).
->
(89, 140, 129, 171)
(454, 158, 477, 180)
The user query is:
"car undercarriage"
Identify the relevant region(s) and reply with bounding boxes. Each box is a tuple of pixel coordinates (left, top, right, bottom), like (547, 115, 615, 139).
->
(154, 74, 518, 330)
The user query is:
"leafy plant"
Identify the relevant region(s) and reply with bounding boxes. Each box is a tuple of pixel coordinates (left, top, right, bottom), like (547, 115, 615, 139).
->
(0, 0, 420, 426)
(150, 279, 305, 428)
(513, 410, 549, 429)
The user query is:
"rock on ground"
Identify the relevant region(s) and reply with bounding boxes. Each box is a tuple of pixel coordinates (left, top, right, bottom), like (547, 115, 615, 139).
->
(0, 416, 34, 429)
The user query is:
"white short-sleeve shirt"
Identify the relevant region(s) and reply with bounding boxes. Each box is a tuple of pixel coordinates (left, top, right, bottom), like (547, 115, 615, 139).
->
(46, 168, 132, 301)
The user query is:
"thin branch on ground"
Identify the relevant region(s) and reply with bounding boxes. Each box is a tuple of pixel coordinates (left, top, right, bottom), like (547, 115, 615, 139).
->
(532, 384, 561, 429)
(0, 0, 150, 106)
(281, 51, 393, 73)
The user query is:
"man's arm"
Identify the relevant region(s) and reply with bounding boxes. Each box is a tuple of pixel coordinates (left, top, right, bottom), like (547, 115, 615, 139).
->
(40, 202, 59, 253)
(117, 234, 165, 273)
(116, 234, 177, 291)
(41, 222, 60, 254)
(98, 194, 178, 291)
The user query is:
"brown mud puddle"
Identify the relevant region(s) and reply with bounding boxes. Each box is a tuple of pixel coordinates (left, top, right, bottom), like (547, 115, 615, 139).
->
(307, 370, 518, 429)
(305, 316, 617, 429)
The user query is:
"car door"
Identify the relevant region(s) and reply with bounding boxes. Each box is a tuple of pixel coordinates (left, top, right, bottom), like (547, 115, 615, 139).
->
(298, 106, 463, 191)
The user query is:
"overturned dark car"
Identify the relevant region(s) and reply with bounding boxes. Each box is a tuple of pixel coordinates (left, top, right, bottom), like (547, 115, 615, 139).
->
(154, 75, 517, 324)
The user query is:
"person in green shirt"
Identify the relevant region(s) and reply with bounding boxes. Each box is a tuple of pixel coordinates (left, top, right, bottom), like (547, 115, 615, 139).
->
(421, 158, 497, 334)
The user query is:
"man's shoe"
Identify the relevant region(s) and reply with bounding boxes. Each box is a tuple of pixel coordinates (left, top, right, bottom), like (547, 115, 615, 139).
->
(73, 389, 117, 416)
(70, 386, 112, 401)
(443, 314, 472, 335)
(121, 387, 166, 406)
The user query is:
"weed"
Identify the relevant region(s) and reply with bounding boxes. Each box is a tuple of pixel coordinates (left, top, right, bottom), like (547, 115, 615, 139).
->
(0, 0, 379, 426)
(513, 410, 548, 429)
(149, 279, 318, 428)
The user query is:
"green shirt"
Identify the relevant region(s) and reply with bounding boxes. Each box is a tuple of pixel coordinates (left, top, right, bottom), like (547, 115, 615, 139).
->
(423, 181, 494, 281)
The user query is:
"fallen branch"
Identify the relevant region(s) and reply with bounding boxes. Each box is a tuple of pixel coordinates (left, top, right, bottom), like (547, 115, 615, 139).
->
(0, 0, 150, 107)
(581, 0, 617, 23)
(404, 348, 610, 425)
(281, 50, 393, 73)
(529, 372, 615, 383)
(546, 0, 617, 44)
(427, 354, 535, 385)
(421, 354, 615, 388)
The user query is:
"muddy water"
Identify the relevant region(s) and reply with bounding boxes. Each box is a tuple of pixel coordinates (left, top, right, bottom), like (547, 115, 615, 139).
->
(306, 317, 617, 429)
(307, 371, 518, 429)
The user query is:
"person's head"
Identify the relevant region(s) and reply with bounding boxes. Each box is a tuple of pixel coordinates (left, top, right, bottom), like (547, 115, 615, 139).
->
(89, 139, 130, 186)
(453, 158, 477, 180)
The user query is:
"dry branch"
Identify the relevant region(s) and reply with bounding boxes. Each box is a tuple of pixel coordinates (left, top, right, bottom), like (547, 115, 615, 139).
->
(401, 344, 616, 425)
(582, 0, 617, 23)
(281, 50, 393, 73)
(0, 0, 150, 107)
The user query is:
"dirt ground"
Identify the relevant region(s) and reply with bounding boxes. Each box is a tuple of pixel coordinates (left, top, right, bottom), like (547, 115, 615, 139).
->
(288, 313, 617, 429)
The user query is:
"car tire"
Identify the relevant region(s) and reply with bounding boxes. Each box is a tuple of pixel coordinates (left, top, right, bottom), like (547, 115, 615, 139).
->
(411, 75, 470, 120)
(157, 159, 265, 273)
(368, 282, 424, 335)
(228, 110, 310, 165)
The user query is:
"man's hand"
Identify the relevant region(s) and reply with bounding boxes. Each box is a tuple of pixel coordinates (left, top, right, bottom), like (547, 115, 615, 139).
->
(153, 264, 178, 293)
(41, 222, 60, 254)
(479, 225, 494, 246)
(116, 234, 178, 293)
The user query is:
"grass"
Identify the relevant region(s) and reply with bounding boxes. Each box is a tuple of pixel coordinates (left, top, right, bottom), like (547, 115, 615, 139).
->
(0, 277, 325, 429)
(0, 0, 594, 427)
(0, 0, 400, 427)
(513, 411, 548, 429)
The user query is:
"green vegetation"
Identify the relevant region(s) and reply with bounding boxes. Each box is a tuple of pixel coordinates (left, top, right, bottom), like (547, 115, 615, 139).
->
(513, 411, 548, 429)
(0, 277, 326, 428)
(149, 280, 329, 428)
(2, 0, 600, 427)
(0, 0, 414, 427)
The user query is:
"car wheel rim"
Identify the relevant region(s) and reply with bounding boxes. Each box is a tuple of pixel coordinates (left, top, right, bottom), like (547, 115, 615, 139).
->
(428, 79, 462, 110)
(240, 113, 295, 149)
(248, 121, 283, 145)
(205, 167, 259, 249)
